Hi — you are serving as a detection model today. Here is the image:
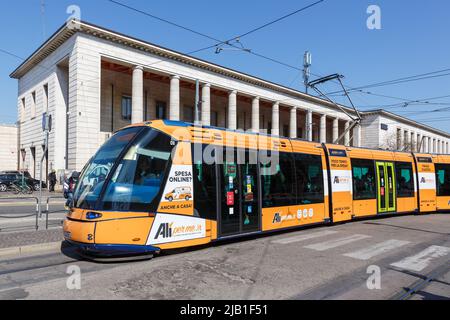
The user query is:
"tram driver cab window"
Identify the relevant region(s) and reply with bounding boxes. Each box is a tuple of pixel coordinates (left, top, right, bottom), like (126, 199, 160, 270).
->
(101, 128, 174, 211)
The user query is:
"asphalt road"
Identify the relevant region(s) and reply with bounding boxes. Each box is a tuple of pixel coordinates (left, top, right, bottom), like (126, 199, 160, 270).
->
(0, 213, 449, 300)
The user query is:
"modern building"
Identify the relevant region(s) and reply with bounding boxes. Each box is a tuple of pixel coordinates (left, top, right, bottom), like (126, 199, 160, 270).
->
(10, 20, 450, 178)
(0, 124, 18, 171)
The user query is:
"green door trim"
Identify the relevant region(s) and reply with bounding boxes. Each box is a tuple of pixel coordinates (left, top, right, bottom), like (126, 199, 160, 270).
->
(376, 161, 396, 214)
(386, 162, 396, 212)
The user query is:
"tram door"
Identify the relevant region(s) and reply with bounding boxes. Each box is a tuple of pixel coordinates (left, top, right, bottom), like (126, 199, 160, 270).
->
(219, 148, 260, 236)
(376, 162, 396, 213)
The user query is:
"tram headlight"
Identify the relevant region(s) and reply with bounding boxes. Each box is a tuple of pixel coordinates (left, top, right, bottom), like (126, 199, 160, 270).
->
(86, 212, 103, 220)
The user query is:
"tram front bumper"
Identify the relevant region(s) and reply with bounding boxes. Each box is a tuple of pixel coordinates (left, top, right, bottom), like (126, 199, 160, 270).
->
(63, 218, 160, 258)
(64, 239, 160, 257)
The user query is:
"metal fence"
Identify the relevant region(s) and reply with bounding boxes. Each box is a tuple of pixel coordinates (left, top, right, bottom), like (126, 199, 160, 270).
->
(44, 196, 66, 230)
(0, 196, 66, 233)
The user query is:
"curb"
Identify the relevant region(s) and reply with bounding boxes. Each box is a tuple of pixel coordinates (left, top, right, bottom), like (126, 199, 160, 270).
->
(0, 241, 62, 258)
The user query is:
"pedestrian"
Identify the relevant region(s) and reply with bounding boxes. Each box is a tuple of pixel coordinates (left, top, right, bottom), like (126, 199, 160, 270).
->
(48, 170, 57, 192)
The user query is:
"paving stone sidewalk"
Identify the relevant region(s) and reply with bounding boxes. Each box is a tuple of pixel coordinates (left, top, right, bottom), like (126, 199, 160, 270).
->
(0, 228, 64, 249)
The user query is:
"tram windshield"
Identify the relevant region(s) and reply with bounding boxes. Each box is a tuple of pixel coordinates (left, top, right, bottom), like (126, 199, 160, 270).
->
(74, 127, 175, 211)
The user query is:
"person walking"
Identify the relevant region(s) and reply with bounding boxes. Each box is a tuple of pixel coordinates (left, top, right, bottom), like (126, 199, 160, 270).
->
(48, 170, 57, 192)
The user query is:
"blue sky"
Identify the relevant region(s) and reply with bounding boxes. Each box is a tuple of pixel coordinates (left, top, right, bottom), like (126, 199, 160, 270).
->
(1, 0, 450, 132)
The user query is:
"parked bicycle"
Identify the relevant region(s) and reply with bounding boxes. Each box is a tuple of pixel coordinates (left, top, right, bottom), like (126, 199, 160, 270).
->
(10, 180, 33, 195)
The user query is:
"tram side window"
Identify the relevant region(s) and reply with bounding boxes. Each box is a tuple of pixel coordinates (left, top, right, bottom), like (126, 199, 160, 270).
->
(351, 159, 376, 200)
(192, 144, 217, 220)
(294, 153, 324, 204)
(396, 162, 415, 198)
(260, 152, 296, 208)
(435, 164, 450, 196)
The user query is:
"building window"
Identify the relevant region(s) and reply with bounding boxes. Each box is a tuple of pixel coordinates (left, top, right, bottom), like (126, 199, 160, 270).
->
(121, 96, 132, 120)
(294, 153, 324, 204)
(183, 105, 194, 123)
(435, 164, 450, 196)
(351, 159, 376, 200)
(20, 97, 26, 122)
(396, 162, 414, 198)
(156, 101, 167, 120)
(283, 125, 289, 137)
(381, 124, 388, 131)
(211, 111, 218, 127)
(31, 91, 36, 119)
(43, 84, 49, 113)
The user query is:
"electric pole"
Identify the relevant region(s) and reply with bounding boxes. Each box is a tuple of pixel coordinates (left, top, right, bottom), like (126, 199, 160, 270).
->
(303, 51, 312, 94)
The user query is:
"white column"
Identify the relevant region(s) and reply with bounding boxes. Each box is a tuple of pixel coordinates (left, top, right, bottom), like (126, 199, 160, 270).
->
(416, 133, 421, 152)
(271, 102, 279, 136)
(432, 138, 436, 153)
(131, 65, 144, 124)
(228, 90, 237, 130)
(320, 114, 327, 143)
(354, 124, 362, 147)
(447, 142, 449, 154)
(397, 129, 403, 151)
(403, 130, 409, 151)
(423, 136, 428, 153)
(289, 107, 297, 139)
(306, 110, 313, 141)
(332, 118, 339, 144)
(442, 141, 445, 154)
(411, 132, 416, 152)
(344, 121, 350, 146)
(169, 75, 180, 121)
(428, 137, 432, 153)
(201, 83, 211, 126)
(251, 97, 260, 133)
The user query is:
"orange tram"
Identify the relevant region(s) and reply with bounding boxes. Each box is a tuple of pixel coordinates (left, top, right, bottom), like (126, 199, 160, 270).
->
(64, 120, 450, 258)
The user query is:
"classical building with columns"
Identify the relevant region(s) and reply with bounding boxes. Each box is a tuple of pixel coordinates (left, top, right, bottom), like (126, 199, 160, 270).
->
(10, 20, 450, 177)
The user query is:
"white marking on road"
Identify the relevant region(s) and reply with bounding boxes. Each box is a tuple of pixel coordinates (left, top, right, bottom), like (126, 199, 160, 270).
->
(304, 234, 371, 251)
(390, 245, 450, 272)
(343, 239, 411, 260)
(271, 230, 338, 244)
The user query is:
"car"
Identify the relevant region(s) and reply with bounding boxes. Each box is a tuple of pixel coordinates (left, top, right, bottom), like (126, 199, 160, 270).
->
(0, 170, 31, 179)
(0, 173, 47, 192)
(164, 187, 192, 202)
(0, 174, 19, 192)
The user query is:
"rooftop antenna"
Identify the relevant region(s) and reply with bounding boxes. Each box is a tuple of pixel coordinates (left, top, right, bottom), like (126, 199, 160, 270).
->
(303, 51, 312, 94)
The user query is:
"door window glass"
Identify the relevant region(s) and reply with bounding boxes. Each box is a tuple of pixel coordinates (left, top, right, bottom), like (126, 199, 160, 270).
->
(192, 145, 217, 219)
